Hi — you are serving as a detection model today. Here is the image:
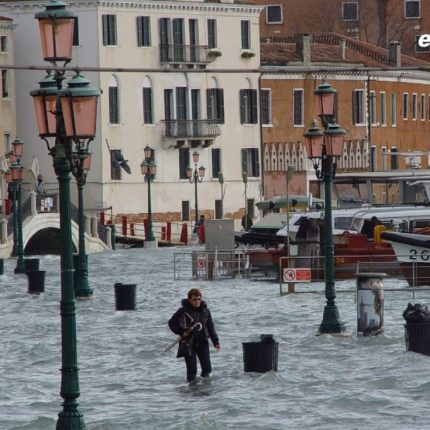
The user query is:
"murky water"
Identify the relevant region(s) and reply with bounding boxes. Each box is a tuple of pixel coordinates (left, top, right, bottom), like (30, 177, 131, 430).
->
(1, 247, 430, 430)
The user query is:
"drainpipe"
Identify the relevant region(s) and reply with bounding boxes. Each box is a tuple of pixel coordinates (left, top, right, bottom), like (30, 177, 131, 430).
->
(258, 73, 265, 204)
(365, 73, 371, 172)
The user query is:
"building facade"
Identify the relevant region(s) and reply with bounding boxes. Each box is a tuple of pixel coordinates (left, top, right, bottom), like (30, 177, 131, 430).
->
(0, 0, 263, 226)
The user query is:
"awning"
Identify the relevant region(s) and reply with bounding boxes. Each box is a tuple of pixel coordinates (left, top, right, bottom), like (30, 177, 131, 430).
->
(256, 195, 324, 211)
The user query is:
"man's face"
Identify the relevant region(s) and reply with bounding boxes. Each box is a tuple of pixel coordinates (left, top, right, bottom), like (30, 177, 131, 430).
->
(189, 295, 202, 308)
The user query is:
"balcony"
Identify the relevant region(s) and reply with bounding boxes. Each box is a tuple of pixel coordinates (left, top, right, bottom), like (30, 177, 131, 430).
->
(162, 119, 221, 140)
(160, 44, 215, 65)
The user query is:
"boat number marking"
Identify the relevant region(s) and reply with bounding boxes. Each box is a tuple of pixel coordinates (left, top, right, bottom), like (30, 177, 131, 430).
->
(409, 249, 430, 261)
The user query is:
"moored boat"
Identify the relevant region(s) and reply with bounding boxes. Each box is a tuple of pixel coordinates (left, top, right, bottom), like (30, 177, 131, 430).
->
(380, 231, 430, 286)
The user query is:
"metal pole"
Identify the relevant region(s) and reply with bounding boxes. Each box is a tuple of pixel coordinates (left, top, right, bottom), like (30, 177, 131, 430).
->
(74, 181, 92, 298)
(194, 167, 199, 224)
(147, 174, 155, 241)
(14, 181, 25, 273)
(11, 183, 17, 256)
(319, 156, 345, 334)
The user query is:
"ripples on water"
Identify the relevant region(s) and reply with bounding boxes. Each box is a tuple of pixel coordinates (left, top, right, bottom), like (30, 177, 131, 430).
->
(1, 248, 430, 429)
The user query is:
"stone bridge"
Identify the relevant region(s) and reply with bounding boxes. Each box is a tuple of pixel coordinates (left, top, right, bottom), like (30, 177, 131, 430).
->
(0, 191, 112, 258)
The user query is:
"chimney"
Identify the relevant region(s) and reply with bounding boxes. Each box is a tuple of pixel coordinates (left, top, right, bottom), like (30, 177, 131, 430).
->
(296, 33, 311, 64)
(340, 40, 346, 60)
(388, 41, 401, 67)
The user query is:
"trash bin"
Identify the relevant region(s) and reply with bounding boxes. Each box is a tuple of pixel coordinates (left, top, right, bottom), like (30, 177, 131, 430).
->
(243, 334, 278, 373)
(24, 258, 40, 273)
(114, 283, 136, 310)
(403, 302, 430, 356)
(27, 270, 46, 294)
(356, 272, 386, 336)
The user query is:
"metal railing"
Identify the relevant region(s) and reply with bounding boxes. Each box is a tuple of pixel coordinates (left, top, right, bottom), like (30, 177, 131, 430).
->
(160, 44, 213, 64)
(162, 119, 221, 139)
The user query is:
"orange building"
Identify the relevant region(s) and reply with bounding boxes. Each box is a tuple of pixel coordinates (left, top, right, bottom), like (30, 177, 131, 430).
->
(260, 33, 430, 201)
(254, 0, 430, 61)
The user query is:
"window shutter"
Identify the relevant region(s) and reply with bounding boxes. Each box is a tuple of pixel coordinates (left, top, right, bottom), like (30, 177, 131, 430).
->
(143, 17, 150, 46)
(241, 148, 248, 173)
(240, 90, 245, 124)
(137, 17, 143, 46)
(252, 148, 260, 177)
(251, 90, 258, 124)
(207, 89, 213, 120)
(352, 91, 357, 124)
(218, 89, 224, 123)
(102, 15, 108, 45)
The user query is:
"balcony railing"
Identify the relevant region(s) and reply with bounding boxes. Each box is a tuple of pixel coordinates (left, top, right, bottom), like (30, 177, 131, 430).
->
(160, 44, 214, 64)
(162, 119, 221, 139)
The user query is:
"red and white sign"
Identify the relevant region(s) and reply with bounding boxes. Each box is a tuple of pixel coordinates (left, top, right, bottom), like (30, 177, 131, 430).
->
(282, 268, 311, 283)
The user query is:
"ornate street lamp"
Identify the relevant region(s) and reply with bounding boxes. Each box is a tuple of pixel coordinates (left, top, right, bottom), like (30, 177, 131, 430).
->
(10, 138, 25, 274)
(304, 80, 346, 335)
(186, 151, 205, 225)
(30, 1, 100, 428)
(140, 145, 157, 247)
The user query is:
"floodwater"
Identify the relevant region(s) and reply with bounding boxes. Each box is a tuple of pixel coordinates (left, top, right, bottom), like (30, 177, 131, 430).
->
(1, 247, 430, 430)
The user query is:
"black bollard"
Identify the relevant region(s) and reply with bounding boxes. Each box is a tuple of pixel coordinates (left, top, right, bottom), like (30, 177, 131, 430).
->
(27, 270, 46, 294)
(24, 258, 40, 273)
(114, 283, 136, 310)
(0, 258, 3, 275)
(243, 334, 278, 373)
(403, 302, 430, 356)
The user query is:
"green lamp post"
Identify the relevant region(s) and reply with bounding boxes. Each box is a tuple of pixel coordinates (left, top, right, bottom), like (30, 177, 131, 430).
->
(5, 159, 18, 257)
(140, 145, 157, 247)
(304, 80, 346, 335)
(71, 146, 93, 298)
(10, 139, 25, 274)
(186, 151, 205, 225)
(30, 1, 100, 428)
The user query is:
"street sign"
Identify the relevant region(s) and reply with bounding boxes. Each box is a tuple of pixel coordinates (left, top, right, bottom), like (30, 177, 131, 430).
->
(282, 268, 311, 283)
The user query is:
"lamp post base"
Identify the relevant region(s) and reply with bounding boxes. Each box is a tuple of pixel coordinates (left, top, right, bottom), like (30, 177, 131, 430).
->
(318, 304, 346, 334)
(74, 254, 93, 299)
(144, 240, 158, 249)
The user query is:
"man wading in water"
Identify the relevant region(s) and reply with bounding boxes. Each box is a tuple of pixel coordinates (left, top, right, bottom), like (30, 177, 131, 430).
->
(168, 288, 220, 383)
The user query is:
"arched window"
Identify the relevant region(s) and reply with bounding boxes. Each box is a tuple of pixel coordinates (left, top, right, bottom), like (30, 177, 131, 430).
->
(109, 75, 120, 124)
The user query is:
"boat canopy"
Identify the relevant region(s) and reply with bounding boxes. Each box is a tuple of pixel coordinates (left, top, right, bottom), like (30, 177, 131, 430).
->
(256, 195, 325, 211)
(251, 213, 290, 230)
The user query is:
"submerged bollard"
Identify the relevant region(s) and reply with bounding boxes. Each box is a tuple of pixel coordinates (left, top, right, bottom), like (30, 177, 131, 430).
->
(242, 334, 278, 373)
(114, 283, 136, 310)
(0, 258, 3, 275)
(24, 258, 40, 273)
(403, 302, 430, 356)
(27, 270, 46, 294)
(356, 272, 386, 336)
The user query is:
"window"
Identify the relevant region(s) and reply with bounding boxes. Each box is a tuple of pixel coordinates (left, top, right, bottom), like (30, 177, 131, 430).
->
(102, 15, 117, 46)
(208, 19, 217, 48)
(212, 148, 221, 178)
(110, 150, 122, 180)
(240, 89, 258, 124)
(381, 147, 387, 170)
(405, 0, 420, 18)
(143, 87, 153, 124)
(416, 34, 430, 53)
(369, 91, 376, 125)
(179, 147, 190, 179)
(380, 92, 386, 126)
(241, 20, 250, 49)
(421, 94, 426, 120)
(215, 200, 223, 219)
(293, 89, 304, 126)
(390, 93, 396, 126)
(241, 148, 260, 177)
(266, 5, 283, 24)
(73, 17, 79, 46)
(342, 2, 358, 21)
(1, 70, 8, 98)
(403, 93, 409, 119)
(137, 16, 151, 47)
(0, 36, 7, 52)
(260, 89, 271, 125)
(412, 93, 417, 120)
(391, 147, 399, 170)
(207, 89, 224, 123)
(352, 90, 365, 124)
(109, 77, 119, 124)
(182, 201, 190, 221)
(370, 146, 376, 172)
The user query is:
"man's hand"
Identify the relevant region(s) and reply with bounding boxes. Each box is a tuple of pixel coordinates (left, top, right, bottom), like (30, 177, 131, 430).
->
(214, 343, 221, 351)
